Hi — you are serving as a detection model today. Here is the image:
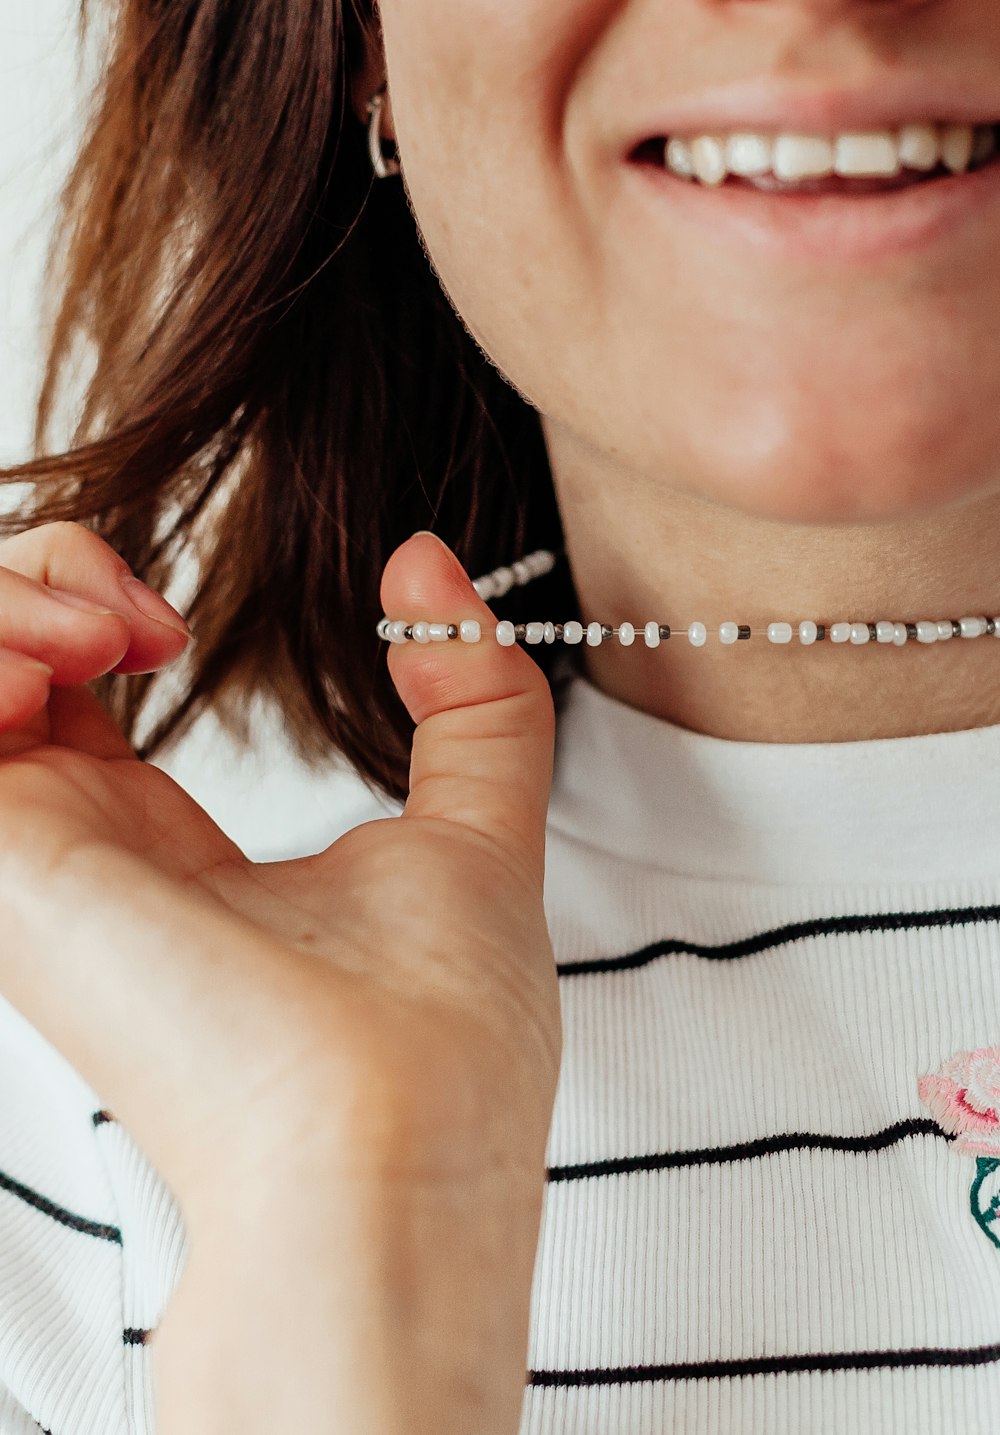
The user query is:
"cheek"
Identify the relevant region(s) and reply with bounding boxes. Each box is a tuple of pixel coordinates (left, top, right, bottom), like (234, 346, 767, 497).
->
(378, 0, 605, 370)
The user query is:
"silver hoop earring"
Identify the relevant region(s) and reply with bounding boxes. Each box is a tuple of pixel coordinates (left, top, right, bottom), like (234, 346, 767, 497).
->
(367, 83, 400, 179)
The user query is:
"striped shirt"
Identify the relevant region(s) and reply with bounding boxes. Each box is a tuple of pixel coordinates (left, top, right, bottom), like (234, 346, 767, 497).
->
(1, 666, 999, 1432)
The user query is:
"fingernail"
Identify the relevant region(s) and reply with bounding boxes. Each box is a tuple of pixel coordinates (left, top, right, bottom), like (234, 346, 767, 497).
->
(47, 588, 120, 616)
(119, 575, 192, 635)
(410, 530, 470, 579)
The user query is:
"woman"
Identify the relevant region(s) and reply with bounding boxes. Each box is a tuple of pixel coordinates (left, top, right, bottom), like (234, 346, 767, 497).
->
(0, 0, 998, 1431)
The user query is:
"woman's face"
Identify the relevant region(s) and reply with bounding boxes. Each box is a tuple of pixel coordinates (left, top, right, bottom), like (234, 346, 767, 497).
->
(373, 2, 1000, 524)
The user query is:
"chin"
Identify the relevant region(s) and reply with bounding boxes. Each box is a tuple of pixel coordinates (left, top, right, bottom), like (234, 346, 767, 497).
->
(668, 398, 1000, 528)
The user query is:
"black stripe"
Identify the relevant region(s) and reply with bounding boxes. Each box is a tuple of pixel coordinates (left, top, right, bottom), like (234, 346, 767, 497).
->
(556, 903, 1000, 977)
(123, 1327, 151, 1345)
(0, 1166, 121, 1244)
(547, 1118, 951, 1182)
(528, 1340, 1000, 1386)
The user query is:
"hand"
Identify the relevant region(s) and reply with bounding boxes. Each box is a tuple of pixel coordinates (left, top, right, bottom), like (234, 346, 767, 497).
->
(0, 522, 561, 1434)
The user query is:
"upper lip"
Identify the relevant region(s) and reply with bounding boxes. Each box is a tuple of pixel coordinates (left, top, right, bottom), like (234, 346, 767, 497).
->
(626, 72, 1000, 147)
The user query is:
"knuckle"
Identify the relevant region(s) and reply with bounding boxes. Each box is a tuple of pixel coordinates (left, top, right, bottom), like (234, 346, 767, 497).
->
(0, 521, 126, 578)
(45, 521, 122, 566)
(426, 674, 556, 745)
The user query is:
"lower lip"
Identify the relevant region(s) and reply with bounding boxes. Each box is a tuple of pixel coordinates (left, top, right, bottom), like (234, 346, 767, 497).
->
(623, 156, 1000, 264)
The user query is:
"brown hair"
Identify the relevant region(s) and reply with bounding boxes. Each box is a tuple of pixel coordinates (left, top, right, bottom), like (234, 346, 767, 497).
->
(1, 0, 579, 804)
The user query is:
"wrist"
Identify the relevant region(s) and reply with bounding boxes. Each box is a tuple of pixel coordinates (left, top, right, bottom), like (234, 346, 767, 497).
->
(154, 1157, 548, 1435)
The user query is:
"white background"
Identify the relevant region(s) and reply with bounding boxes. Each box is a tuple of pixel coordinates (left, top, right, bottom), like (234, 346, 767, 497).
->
(0, 3, 82, 465)
(0, 4, 388, 857)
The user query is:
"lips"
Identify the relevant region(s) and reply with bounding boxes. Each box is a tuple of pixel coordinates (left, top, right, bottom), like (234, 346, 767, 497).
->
(621, 72, 1000, 152)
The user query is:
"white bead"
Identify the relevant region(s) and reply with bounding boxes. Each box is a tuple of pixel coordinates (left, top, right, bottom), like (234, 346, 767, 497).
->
(799, 621, 818, 645)
(688, 622, 707, 646)
(960, 616, 986, 637)
(387, 619, 408, 643)
(849, 623, 870, 645)
(936, 620, 954, 640)
(428, 622, 450, 641)
(893, 623, 908, 645)
(618, 622, 636, 646)
(830, 623, 851, 643)
(916, 620, 938, 643)
(644, 621, 661, 648)
(525, 621, 544, 643)
(993, 618, 1000, 636)
(767, 622, 793, 644)
(543, 622, 556, 643)
(473, 574, 497, 599)
(412, 621, 431, 643)
(563, 621, 584, 644)
(459, 619, 481, 643)
(586, 621, 603, 646)
(495, 620, 516, 646)
(875, 621, 895, 644)
(719, 622, 739, 644)
(519, 550, 540, 576)
(492, 566, 515, 597)
(511, 560, 531, 585)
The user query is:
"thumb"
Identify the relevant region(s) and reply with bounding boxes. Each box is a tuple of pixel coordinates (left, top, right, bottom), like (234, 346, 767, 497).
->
(381, 531, 555, 888)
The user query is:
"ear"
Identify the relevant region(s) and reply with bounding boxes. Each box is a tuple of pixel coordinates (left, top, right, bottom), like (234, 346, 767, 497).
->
(348, 13, 396, 140)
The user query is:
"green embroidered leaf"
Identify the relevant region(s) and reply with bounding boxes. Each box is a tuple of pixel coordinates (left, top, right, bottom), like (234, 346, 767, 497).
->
(970, 1156, 1000, 1249)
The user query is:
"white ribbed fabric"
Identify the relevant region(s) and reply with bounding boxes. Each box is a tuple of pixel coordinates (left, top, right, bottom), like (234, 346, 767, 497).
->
(0, 665, 999, 1433)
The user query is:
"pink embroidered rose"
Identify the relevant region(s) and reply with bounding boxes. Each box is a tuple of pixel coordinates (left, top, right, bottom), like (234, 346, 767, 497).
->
(918, 1046, 1000, 1157)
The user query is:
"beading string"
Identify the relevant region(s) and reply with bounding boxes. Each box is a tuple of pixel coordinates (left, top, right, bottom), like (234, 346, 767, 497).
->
(376, 545, 1000, 650)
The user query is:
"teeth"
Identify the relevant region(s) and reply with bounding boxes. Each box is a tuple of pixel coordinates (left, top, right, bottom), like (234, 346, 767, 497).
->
(940, 123, 975, 173)
(662, 120, 992, 186)
(773, 134, 834, 181)
(690, 135, 727, 186)
(725, 133, 772, 177)
(833, 131, 900, 178)
(897, 122, 940, 171)
(664, 136, 694, 178)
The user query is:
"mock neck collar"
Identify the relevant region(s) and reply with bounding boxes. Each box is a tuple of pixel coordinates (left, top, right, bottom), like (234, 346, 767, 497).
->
(548, 667, 1000, 885)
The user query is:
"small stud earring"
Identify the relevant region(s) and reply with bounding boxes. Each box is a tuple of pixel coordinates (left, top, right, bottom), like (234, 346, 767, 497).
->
(367, 83, 401, 179)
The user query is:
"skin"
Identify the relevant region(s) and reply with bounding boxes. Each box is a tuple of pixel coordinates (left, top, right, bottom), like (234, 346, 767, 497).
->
(1, 3, 999, 1431)
(360, 0, 1000, 741)
(0, 523, 559, 1434)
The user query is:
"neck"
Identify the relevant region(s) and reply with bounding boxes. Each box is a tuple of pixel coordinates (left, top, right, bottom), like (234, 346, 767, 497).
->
(545, 426, 1000, 743)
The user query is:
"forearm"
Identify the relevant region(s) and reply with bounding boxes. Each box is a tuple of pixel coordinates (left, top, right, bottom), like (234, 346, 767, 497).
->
(151, 1160, 547, 1435)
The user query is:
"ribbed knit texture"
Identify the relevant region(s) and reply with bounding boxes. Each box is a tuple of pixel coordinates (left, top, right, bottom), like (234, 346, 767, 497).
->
(0, 666, 999, 1432)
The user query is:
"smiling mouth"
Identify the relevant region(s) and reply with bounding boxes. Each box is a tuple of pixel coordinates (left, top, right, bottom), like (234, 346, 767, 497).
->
(629, 121, 1000, 195)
